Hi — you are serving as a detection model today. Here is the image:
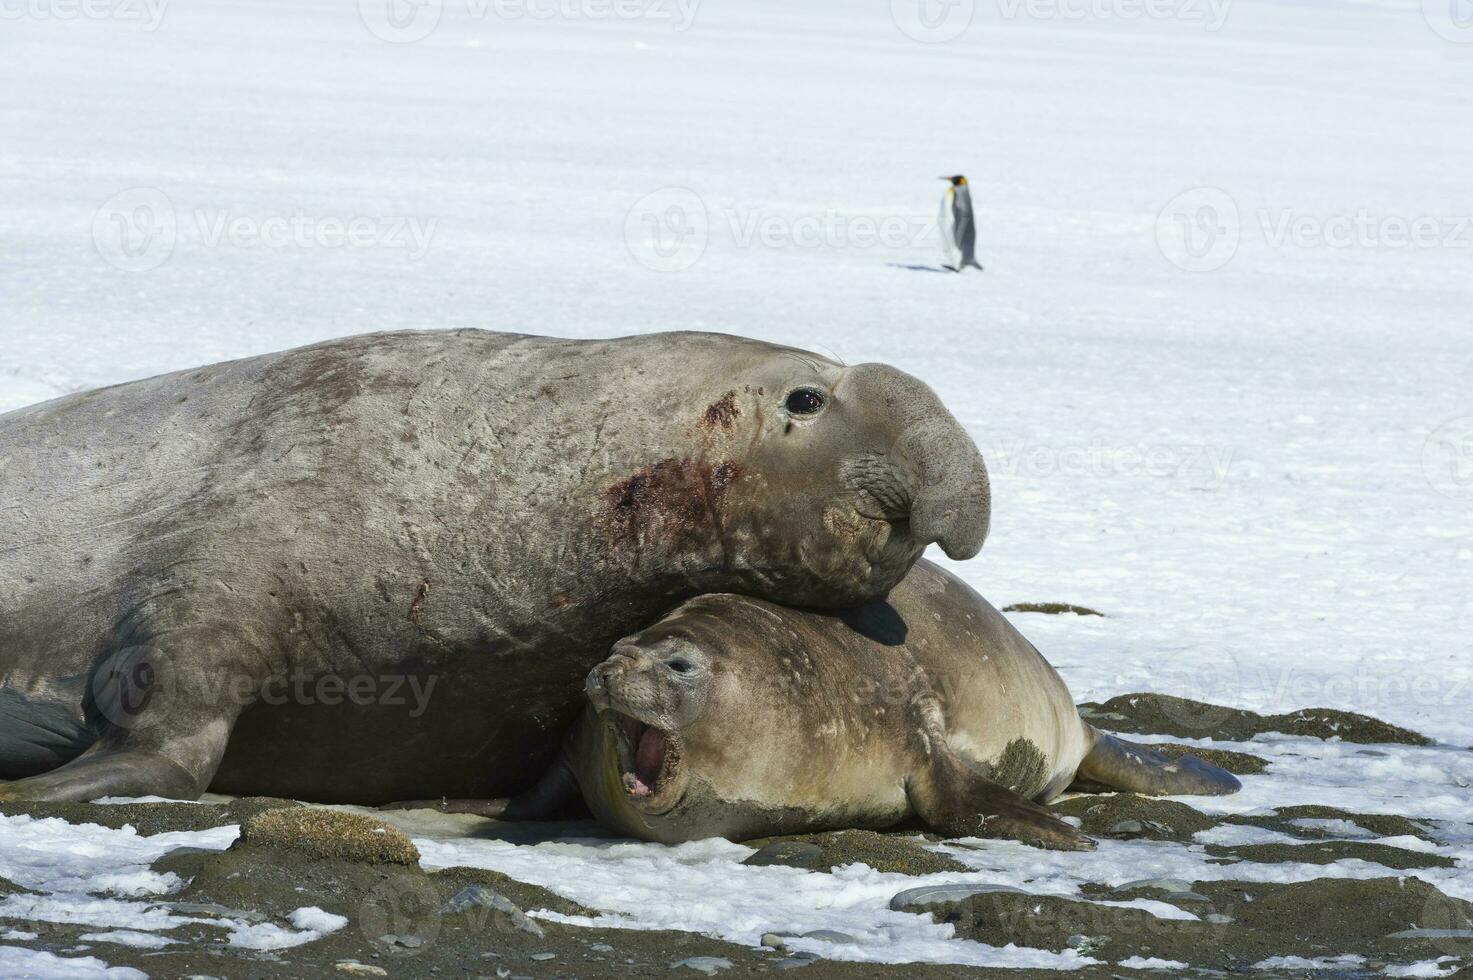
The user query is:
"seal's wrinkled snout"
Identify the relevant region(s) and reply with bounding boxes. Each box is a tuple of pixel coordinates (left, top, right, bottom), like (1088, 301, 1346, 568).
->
(909, 447, 990, 561)
(846, 365, 991, 561)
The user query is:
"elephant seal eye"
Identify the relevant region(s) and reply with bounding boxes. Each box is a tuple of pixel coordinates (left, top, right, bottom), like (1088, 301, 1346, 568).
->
(785, 388, 826, 416)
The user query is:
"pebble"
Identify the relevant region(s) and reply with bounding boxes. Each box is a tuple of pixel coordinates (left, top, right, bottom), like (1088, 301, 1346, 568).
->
(334, 965, 387, 978)
(777, 952, 820, 970)
(1107, 819, 1173, 836)
(888, 883, 1026, 912)
(1386, 928, 1473, 940)
(379, 933, 424, 949)
(1112, 878, 1212, 902)
(800, 929, 855, 944)
(442, 886, 546, 938)
(743, 841, 824, 869)
(1066, 934, 1109, 956)
(530, 952, 556, 961)
(1115, 878, 1195, 893)
(590, 942, 615, 952)
(671, 956, 734, 975)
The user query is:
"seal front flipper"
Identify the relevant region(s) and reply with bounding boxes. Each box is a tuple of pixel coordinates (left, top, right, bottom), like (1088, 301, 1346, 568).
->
(380, 758, 579, 820)
(1072, 728, 1241, 796)
(908, 749, 1096, 852)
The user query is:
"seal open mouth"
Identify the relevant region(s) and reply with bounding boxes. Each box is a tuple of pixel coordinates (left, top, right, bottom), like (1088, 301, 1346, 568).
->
(606, 712, 686, 812)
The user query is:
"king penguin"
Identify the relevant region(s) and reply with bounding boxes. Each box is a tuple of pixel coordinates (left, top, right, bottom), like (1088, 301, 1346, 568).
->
(938, 175, 983, 272)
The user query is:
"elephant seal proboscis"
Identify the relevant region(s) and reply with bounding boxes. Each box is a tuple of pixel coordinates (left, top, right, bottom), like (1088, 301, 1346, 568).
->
(0, 330, 990, 803)
(393, 559, 1239, 849)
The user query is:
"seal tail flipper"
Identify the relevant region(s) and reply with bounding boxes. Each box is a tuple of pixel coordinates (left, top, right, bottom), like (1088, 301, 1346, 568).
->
(907, 749, 1096, 852)
(379, 757, 580, 821)
(1072, 728, 1241, 796)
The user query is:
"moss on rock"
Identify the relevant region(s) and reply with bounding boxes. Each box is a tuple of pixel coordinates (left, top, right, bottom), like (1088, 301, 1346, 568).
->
(1002, 602, 1104, 617)
(1146, 742, 1269, 775)
(921, 876, 1473, 970)
(1205, 840, 1455, 870)
(1225, 804, 1440, 843)
(1047, 794, 1216, 841)
(742, 829, 968, 875)
(429, 865, 595, 917)
(1078, 693, 1431, 744)
(237, 807, 420, 866)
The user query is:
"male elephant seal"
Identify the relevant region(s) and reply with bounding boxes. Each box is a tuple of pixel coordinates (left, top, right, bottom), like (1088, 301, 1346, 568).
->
(0, 330, 989, 803)
(394, 560, 1239, 849)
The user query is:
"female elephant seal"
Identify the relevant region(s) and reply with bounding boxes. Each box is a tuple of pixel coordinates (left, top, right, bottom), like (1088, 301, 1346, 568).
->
(0, 330, 989, 803)
(395, 560, 1239, 849)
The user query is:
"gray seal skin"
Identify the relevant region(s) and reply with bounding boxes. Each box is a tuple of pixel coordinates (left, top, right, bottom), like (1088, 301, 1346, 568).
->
(0, 330, 990, 804)
(396, 559, 1239, 849)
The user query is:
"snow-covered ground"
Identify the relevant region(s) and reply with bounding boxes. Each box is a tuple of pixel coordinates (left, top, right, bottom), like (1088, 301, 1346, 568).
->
(2, 0, 1471, 971)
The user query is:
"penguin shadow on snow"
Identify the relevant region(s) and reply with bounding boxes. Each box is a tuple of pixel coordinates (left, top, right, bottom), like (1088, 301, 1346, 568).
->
(887, 262, 956, 274)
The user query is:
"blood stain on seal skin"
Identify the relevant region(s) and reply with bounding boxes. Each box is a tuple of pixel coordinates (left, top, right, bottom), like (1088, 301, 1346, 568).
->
(601, 458, 742, 539)
(699, 391, 740, 430)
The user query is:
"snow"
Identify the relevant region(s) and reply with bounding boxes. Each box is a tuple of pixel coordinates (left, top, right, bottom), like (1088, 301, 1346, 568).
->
(1119, 957, 1189, 970)
(0, 946, 146, 980)
(2, 0, 1472, 972)
(227, 920, 336, 951)
(1254, 954, 1369, 971)
(0, 815, 342, 954)
(1383, 958, 1463, 978)
(287, 906, 350, 934)
(77, 930, 177, 949)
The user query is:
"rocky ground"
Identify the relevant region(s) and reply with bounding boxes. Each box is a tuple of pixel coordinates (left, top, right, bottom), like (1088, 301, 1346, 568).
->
(1, 694, 1469, 979)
